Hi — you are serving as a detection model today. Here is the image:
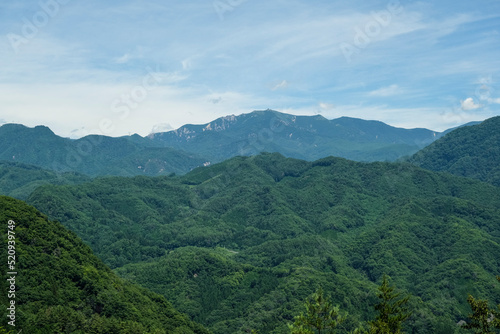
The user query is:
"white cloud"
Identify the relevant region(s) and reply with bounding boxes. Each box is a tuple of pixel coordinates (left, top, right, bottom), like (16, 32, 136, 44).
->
(319, 102, 335, 110)
(115, 54, 131, 64)
(1, 1, 500, 138)
(461, 97, 482, 111)
(272, 80, 289, 91)
(368, 85, 401, 97)
(150, 123, 173, 134)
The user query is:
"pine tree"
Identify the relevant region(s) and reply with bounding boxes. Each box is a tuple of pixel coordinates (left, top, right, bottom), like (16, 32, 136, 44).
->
(368, 274, 412, 334)
(289, 287, 346, 334)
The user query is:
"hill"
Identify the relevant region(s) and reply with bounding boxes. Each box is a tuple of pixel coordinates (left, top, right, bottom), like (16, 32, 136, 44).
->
(0, 161, 90, 200)
(27, 153, 500, 333)
(408, 116, 500, 186)
(149, 110, 441, 162)
(0, 196, 211, 333)
(0, 124, 207, 177)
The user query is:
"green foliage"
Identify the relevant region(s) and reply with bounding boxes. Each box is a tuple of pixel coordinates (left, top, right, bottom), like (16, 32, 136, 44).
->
(0, 161, 89, 200)
(25, 153, 500, 333)
(463, 295, 494, 333)
(0, 196, 210, 333)
(0, 326, 13, 334)
(368, 275, 411, 334)
(289, 287, 347, 334)
(409, 116, 500, 186)
(462, 276, 500, 334)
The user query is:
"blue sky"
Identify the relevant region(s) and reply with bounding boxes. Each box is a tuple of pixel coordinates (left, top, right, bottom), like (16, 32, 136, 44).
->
(1, 0, 499, 138)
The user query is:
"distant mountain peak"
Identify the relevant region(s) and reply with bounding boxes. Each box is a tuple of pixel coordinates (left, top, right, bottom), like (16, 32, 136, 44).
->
(1, 123, 57, 137)
(148, 110, 444, 163)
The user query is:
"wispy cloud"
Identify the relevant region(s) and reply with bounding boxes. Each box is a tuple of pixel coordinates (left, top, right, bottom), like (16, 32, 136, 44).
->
(115, 54, 132, 64)
(368, 85, 401, 97)
(272, 80, 289, 91)
(1, 0, 499, 137)
(461, 97, 482, 110)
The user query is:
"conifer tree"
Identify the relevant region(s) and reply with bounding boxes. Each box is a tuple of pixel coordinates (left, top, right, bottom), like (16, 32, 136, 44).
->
(289, 287, 346, 334)
(368, 275, 411, 334)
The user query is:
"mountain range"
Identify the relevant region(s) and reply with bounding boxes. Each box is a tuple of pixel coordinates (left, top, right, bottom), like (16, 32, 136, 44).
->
(26, 153, 500, 333)
(0, 123, 206, 177)
(149, 109, 442, 163)
(0, 110, 455, 179)
(1, 111, 499, 333)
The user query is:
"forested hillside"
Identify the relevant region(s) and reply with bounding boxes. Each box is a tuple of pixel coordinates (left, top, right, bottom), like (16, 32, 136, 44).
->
(28, 153, 500, 333)
(409, 116, 500, 186)
(0, 124, 206, 176)
(0, 161, 90, 200)
(0, 196, 211, 334)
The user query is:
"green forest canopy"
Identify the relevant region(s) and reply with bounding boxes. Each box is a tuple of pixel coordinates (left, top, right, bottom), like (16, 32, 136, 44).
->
(0, 196, 210, 334)
(27, 153, 500, 333)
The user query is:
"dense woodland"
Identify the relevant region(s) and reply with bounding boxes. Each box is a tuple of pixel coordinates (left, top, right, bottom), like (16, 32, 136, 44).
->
(409, 116, 500, 186)
(0, 161, 90, 200)
(26, 153, 500, 333)
(0, 196, 210, 333)
(0, 116, 499, 333)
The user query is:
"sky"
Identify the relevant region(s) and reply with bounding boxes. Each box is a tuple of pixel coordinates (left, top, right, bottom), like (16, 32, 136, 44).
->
(1, 0, 500, 138)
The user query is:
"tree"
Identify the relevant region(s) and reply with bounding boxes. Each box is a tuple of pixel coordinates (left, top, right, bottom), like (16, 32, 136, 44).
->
(289, 287, 346, 334)
(462, 295, 495, 334)
(462, 276, 500, 333)
(368, 274, 411, 334)
(0, 327, 13, 334)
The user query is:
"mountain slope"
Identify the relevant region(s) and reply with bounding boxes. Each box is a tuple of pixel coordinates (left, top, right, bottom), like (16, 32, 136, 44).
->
(0, 124, 207, 177)
(408, 116, 500, 186)
(0, 161, 90, 200)
(27, 153, 500, 333)
(149, 110, 440, 162)
(0, 196, 211, 334)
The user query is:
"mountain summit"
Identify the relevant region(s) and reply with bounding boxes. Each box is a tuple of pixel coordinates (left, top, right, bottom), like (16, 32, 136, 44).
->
(149, 109, 440, 162)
